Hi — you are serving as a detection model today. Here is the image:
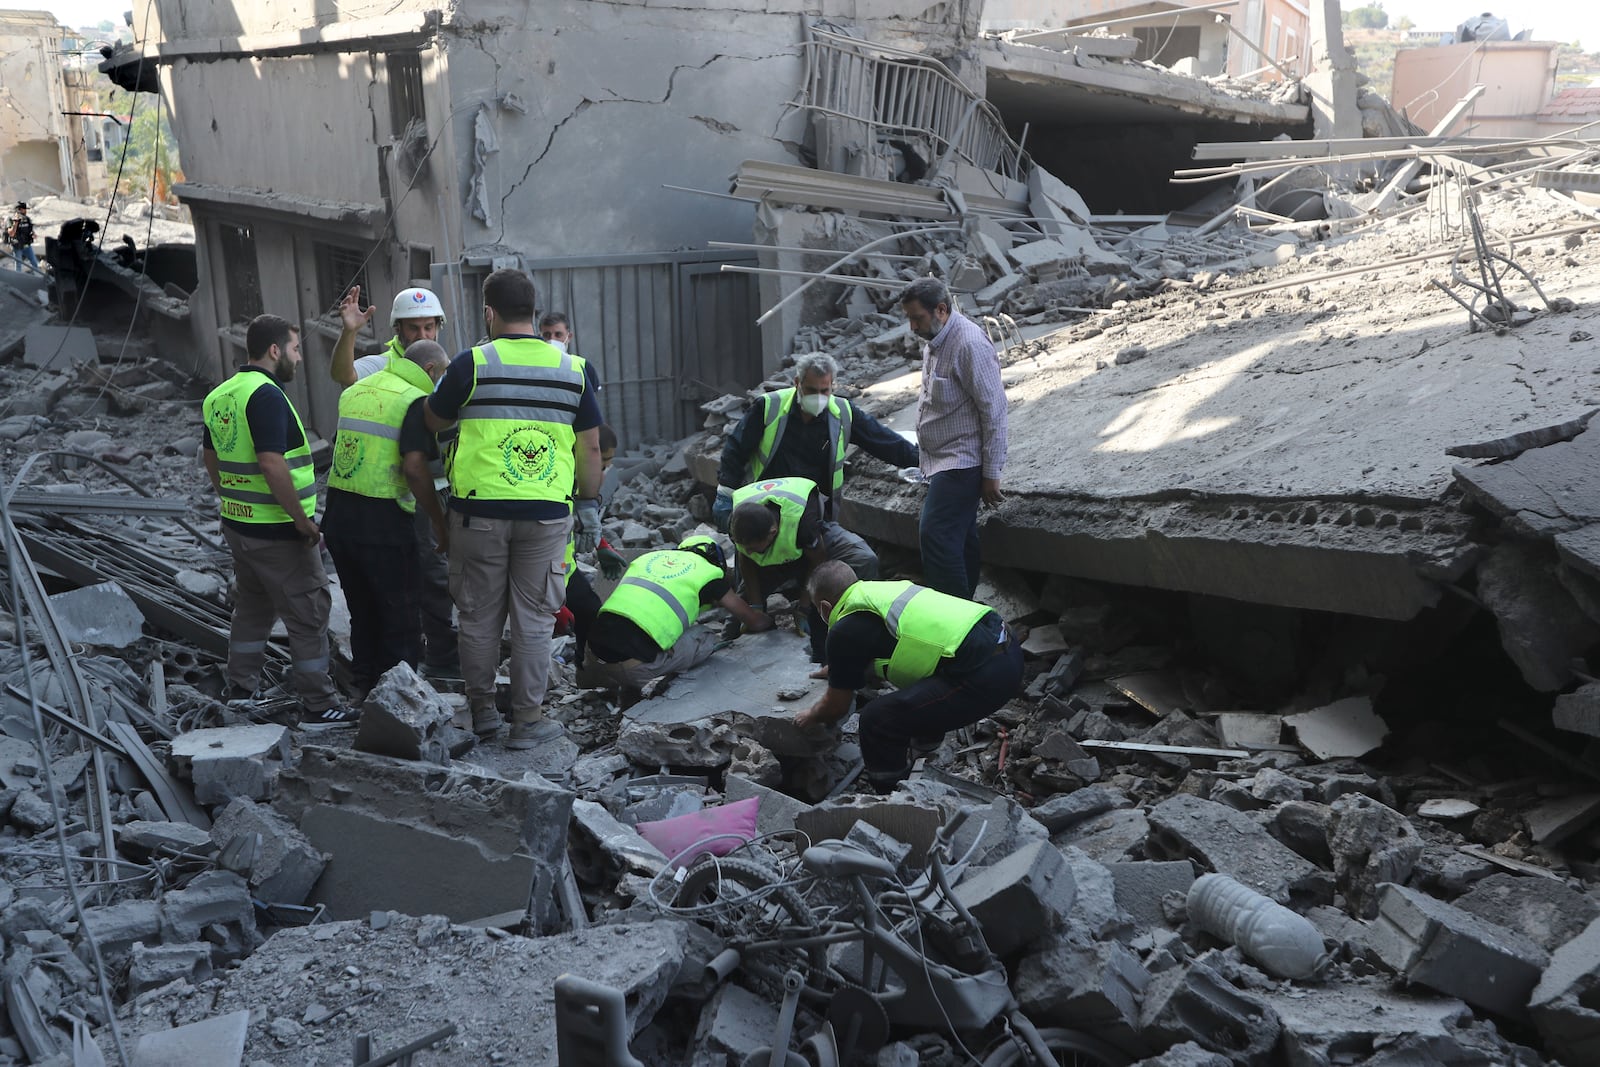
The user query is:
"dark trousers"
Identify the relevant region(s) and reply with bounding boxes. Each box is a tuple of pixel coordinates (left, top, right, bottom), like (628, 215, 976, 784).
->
(565, 568, 603, 663)
(325, 534, 422, 692)
(919, 467, 982, 599)
(415, 502, 457, 668)
(858, 637, 1022, 780)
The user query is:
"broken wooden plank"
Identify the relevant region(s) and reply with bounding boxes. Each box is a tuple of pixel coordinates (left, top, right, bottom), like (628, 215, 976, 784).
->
(1078, 739, 1248, 759)
(1456, 844, 1563, 881)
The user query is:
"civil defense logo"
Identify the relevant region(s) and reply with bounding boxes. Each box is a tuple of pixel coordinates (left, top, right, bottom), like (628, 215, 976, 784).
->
(497, 426, 557, 487)
(411, 291, 428, 304)
(643, 552, 694, 582)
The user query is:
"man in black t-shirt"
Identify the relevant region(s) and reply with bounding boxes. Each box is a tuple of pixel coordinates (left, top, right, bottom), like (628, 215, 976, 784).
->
(6, 203, 39, 274)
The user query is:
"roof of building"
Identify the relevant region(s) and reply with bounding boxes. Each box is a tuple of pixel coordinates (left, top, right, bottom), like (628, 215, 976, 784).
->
(1539, 87, 1600, 119)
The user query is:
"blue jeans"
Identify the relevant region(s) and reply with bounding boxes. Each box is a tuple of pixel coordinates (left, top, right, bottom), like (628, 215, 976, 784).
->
(10, 245, 39, 273)
(919, 467, 982, 599)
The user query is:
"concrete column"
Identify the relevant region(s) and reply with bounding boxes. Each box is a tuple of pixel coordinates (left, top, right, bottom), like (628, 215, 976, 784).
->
(1305, 0, 1362, 140)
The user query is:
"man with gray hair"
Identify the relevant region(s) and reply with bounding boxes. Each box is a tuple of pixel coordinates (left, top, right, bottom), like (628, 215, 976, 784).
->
(321, 338, 451, 696)
(900, 277, 1008, 600)
(716, 351, 918, 529)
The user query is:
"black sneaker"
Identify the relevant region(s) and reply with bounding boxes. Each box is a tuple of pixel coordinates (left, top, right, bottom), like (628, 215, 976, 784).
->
(299, 704, 362, 730)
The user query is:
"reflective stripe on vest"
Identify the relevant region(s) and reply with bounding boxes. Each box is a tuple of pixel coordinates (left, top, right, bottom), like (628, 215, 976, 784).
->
(731, 476, 815, 567)
(448, 338, 586, 503)
(327, 358, 432, 510)
(202, 370, 317, 525)
(830, 579, 992, 688)
(750, 388, 854, 494)
(599, 550, 723, 651)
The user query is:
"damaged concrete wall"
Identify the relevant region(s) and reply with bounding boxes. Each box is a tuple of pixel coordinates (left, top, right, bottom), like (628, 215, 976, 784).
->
(0, 13, 80, 201)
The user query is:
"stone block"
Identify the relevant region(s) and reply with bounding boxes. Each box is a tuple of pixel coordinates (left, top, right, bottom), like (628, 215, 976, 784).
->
(1530, 915, 1600, 1065)
(1059, 845, 1135, 941)
(1107, 860, 1196, 932)
(353, 661, 455, 762)
(117, 820, 216, 859)
(795, 799, 943, 868)
(208, 797, 328, 906)
(1553, 682, 1600, 738)
(130, 1010, 250, 1067)
(22, 324, 94, 370)
(570, 799, 669, 882)
(78, 899, 161, 956)
(8, 789, 56, 833)
(1367, 882, 1547, 1018)
(1129, 1044, 1232, 1067)
(691, 981, 778, 1062)
(128, 941, 212, 996)
(169, 724, 292, 805)
(1454, 872, 1600, 953)
(1267, 979, 1473, 1067)
(1053, 806, 1149, 864)
(47, 581, 144, 648)
(724, 774, 812, 836)
(617, 718, 742, 769)
(1524, 792, 1600, 846)
(276, 746, 574, 928)
(1146, 794, 1334, 907)
(1029, 786, 1129, 833)
(160, 871, 258, 949)
(1016, 932, 1149, 1049)
(1326, 793, 1421, 919)
(953, 840, 1076, 956)
(1138, 957, 1280, 1066)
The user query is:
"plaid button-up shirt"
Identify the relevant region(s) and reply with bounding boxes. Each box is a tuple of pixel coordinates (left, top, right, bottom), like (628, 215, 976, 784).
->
(916, 312, 1008, 480)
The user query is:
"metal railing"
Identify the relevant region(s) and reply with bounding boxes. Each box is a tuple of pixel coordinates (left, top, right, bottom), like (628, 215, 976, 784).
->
(801, 26, 1032, 184)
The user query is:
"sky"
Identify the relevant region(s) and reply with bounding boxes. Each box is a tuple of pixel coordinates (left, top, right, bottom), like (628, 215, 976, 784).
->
(29, 1, 1600, 51)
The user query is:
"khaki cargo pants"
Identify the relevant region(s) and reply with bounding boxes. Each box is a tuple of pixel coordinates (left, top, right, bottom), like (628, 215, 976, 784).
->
(222, 527, 339, 713)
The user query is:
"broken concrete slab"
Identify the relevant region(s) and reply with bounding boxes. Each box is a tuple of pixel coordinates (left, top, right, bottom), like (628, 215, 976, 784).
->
(954, 840, 1076, 956)
(1417, 798, 1481, 820)
(1367, 881, 1548, 1018)
(690, 981, 779, 1064)
(1138, 956, 1280, 1066)
(723, 775, 812, 837)
(1146, 794, 1334, 907)
(1058, 846, 1136, 943)
(1015, 933, 1149, 1053)
(1529, 915, 1600, 1065)
(1107, 860, 1196, 932)
(623, 629, 822, 735)
(1214, 713, 1284, 750)
(570, 799, 669, 881)
(128, 941, 213, 996)
(168, 724, 292, 805)
(1028, 785, 1130, 834)
(22, 324, 95, 370)
(1282, 696, 1388, 759)
(794, 799, 944, 868)
(1553, 682, 1600, 738)
(1474, 543, 1600, 692)
(274, 746, 573, 927)
(1524, 792, 1600, 846)
(1264, 980, 1474, 1067)
(129, 1010, 250, 1067)
(1326, 793, 1422, 920)
(616, 718, 742, 769)
(208, 797, 327, 907)
(46, 581, 145, 648)
(1052, 806, 1150, 864)
(1454, 872, 1600, 953)
(116, 820, 215, 859)
(353, 661, 454, 762)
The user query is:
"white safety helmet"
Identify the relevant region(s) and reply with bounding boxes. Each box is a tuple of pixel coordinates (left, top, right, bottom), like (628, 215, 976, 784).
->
(391, 287, 446, 326)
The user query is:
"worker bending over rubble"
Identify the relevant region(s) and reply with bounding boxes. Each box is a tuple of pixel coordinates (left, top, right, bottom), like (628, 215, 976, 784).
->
(727, 475, 877, 663)
(714, 352, 917, 529)
(578, 535, 772, 701)
(201, 315, 359, 726)
(329, 285, 461, 678)
(424, 269, 605, 750)
(556, 424, 627, 664)
(321, 339, 450, 699)
(795, 561, 1022, 794)
(900, 277, 1008, 600)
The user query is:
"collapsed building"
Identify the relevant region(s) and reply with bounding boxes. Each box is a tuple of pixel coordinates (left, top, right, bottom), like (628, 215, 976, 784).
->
(2, 0, 1600, 1063)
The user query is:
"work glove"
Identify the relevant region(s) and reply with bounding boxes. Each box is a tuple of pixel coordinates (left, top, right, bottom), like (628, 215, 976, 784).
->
(712, 486, 734, 533)
(553, 603, 575, 637)
(596, 542, 626, 580)
(573, 498, 602, 556)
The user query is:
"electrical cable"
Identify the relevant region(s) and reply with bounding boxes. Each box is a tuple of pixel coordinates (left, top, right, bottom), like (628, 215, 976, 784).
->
(0, 494, 130, 1066)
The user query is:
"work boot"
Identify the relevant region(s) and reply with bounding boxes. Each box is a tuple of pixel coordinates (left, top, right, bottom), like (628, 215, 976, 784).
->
(299, 704, 362, 730)
(908, 736, 943, 762)
(864, 766, 910, 796)
(471, 704, 503, 738)
(505, 719, 567, 751)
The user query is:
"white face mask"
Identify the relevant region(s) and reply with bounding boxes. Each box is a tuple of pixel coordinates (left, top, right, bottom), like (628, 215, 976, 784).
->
(799, 392, 830, 417)
(544, 338, 567, 354)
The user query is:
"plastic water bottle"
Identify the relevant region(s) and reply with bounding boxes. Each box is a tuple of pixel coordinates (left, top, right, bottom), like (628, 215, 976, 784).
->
(1186, 872, 1327, 980)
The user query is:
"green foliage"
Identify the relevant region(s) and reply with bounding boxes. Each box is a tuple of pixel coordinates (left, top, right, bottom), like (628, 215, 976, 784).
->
(121, 101, 182, 202)
(97, 19, 114, 31)
(1395, 15, 1414, 32)
(1344, 4, 1389, 30)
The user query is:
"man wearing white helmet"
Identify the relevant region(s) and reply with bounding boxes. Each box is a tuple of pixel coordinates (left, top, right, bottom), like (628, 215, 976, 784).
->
(330, 285, 447, 388)
(329, 284, 460, 677)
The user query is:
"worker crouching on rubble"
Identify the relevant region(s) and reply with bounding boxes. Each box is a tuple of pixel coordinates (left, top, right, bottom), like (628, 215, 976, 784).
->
(727, 475, 877, 665)
(794, 560, 1022, 794)
(577, 535, 774, 704)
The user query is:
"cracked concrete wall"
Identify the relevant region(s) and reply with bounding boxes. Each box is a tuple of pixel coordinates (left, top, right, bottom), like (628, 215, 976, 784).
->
(0, 16, 78, 200)
(147, 0, 437, 40)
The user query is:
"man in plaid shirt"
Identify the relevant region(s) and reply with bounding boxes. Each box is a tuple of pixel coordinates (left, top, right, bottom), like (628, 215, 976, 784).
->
(900, 278, 1009, 599)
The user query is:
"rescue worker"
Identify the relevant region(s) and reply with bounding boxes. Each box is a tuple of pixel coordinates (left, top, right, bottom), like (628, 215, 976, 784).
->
(714, 352, 917, 529)
(727, 476, 877, 664)
(578, 535, 772, 698)
(329, 285, 460, 677)
(795, 561, 1021, 793)
(556, 424, 626, 665)
(201, 314, 359, 726)
(424, 269, 604, 750)
(321, 339, 450, 697)
(5, 202, 38, 274)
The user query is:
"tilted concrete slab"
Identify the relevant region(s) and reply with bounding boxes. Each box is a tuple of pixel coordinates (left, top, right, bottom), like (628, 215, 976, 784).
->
(623, 629, 823, 730)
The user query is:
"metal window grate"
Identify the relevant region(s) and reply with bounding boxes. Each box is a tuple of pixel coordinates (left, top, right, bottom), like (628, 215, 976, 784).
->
(387, 51, 426, 136)
(315, 243, 369, 316)
(217, 223, 262, 325)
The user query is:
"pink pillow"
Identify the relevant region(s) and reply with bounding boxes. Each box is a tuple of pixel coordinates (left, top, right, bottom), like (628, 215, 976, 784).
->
(636, 796, 759, 868)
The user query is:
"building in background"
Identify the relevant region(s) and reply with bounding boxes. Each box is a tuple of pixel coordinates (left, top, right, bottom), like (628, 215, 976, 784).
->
(0, 9, 89, 202)
(1391, 40, 1561, 138)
